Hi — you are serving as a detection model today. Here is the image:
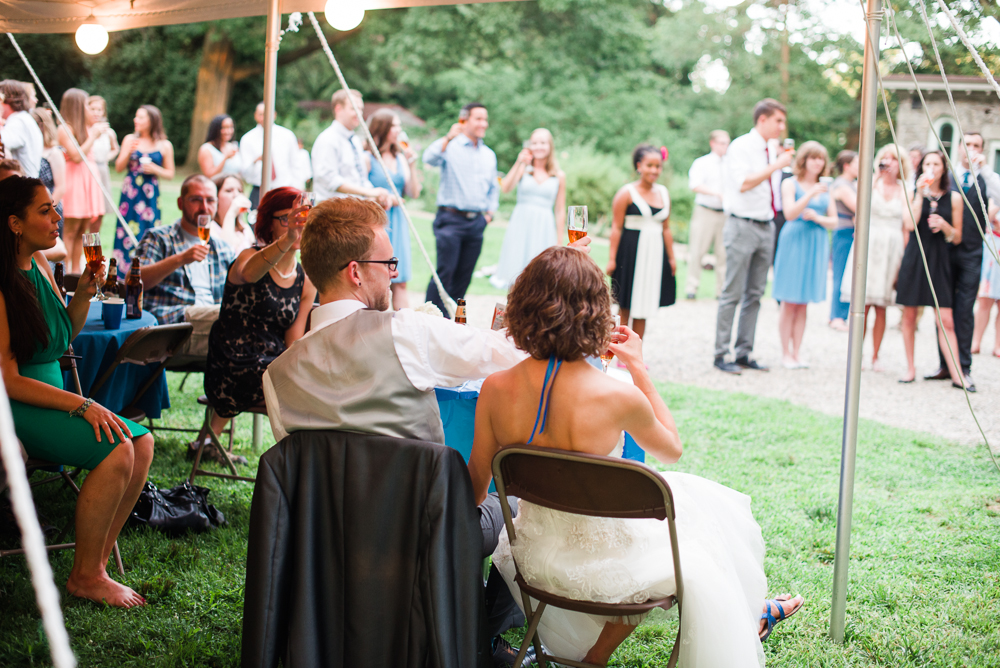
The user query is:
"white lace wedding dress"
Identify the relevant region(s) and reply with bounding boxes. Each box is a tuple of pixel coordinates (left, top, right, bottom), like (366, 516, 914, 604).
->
(493, 448, 768, 666)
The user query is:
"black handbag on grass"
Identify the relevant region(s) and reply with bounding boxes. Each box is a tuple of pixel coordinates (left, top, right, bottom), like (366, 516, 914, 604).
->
(128, 481, 226, 534)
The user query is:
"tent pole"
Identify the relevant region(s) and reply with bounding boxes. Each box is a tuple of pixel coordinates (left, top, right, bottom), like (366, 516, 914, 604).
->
(830, 0, 882, 643)
(260, 0, 281, 195)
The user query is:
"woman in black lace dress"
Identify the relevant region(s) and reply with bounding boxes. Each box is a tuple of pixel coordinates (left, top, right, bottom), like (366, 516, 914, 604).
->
(199, 187, 316, 457)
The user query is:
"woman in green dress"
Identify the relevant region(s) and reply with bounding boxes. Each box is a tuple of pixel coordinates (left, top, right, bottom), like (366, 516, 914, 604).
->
(1, 176, 153, 608)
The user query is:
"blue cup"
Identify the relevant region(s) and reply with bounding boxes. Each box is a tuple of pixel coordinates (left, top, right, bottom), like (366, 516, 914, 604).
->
(102, 299, 125, 330)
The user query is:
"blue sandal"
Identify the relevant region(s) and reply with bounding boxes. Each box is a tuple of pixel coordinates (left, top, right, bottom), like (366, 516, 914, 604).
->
(760, 595, 802, 642)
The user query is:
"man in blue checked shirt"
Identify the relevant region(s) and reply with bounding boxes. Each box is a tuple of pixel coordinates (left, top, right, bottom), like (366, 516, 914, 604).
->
(422, 102, 499, 314)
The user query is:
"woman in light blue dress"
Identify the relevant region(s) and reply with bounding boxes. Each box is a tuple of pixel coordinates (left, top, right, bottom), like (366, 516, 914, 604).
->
(773, 141, 839, 369)
(367, 110, 419, 310)
(490, 128, 566, 290)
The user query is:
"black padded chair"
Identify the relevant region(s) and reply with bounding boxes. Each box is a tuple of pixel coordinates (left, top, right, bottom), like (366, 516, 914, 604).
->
(492, 445, 684, 668)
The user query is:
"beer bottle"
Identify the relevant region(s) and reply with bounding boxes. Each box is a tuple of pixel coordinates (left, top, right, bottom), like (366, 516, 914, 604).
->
(454, 298, 467, 325)
(105, 258, 119, 297)
(125, 257, 143, 319)
(54, 262, 67, 300)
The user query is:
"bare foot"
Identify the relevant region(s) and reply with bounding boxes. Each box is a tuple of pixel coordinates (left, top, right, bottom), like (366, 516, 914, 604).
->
(759, 594, 803, 639)
(67, 572, 146, 608)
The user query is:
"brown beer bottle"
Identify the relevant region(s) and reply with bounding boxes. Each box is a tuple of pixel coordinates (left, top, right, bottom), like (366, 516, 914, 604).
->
(125, 257, 143, 319)
(105, 258, 119, 297)
(54, 262, 67, 300)
(454, 298, 467, 325)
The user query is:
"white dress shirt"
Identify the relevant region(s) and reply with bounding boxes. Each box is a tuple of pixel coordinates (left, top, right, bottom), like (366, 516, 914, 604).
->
(1, 110, 43, 178)
(238, 123, 300, 189)
(311, 121, 372, 201)
(261, 299, 527, 441)
(688, 152, 725, 210)
(722, 128, 775, 220)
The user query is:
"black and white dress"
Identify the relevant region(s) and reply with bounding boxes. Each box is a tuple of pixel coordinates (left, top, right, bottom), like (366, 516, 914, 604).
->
(205, 263, 306, 418)
(610, 184, 676, 318)
(896, 196, 954, 309)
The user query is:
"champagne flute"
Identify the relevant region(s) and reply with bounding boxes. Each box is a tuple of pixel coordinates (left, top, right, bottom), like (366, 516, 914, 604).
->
(81, 233, 107, 301)
(197, 214, 212, 255)
(294, 192, 316, 225)
(600, 314, 622, 373)
(568, 206, 588, 244)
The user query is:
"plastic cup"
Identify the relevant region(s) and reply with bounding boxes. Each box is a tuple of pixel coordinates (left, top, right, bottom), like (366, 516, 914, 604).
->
(102, 298, 125, 329)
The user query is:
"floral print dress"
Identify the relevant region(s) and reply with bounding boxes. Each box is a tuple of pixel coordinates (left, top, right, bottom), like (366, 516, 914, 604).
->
(114, 150, 162, 267)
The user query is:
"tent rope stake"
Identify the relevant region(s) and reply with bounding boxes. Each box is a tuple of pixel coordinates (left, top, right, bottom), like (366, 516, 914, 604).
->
(6, 32, 139, 248)
(306, 11, 457, 318)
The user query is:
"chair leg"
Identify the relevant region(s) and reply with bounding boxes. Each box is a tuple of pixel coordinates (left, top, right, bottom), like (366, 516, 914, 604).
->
(178, 372, 192, 393)
(514, 596, 547, 668)
(667, 607, 682, 668)
(112, 542, 124, 576)
(228, 414, 236, 452)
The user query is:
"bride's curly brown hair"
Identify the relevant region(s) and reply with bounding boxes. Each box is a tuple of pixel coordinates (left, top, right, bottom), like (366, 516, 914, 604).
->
(506, 247, 614, 361)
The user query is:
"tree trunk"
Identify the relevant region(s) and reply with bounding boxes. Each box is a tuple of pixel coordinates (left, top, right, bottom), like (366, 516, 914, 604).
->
(186, 29, 236, 171)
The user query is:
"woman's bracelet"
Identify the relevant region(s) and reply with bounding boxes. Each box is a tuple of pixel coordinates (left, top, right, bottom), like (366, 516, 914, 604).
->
(69, 398, 94, 418)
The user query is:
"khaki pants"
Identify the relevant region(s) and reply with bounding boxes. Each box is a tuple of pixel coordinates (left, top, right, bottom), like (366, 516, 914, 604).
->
(685, 204, 727, 297)
(169, 304, 221, 367)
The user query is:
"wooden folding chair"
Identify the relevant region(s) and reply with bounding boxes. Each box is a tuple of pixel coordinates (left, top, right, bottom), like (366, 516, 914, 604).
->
(492, 445, 685, 668)
(88, 323, 193, 423)
(187, 395, 259, 484)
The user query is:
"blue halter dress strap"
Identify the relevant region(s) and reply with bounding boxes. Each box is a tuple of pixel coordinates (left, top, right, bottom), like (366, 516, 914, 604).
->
(527, 357, 562, 445)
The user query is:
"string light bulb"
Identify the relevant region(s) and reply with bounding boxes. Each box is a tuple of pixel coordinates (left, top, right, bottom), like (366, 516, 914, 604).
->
(75, 21, 109, 55)
(324, 0, 365, 31)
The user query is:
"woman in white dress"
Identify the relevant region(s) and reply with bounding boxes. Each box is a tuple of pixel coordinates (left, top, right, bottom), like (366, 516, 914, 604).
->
(86, 95, 119, 235)
(197, 114, 242, 179)
(606, 145, 677, 341)
(841, 145, 913, 371)
(469, 247, 803, 667)
(490, 128, 566, 290)
(211, 173, 255, 255)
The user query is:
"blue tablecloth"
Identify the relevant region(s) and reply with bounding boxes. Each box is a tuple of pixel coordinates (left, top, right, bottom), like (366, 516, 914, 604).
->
(435, 379, 646, 466)
(66, 302, 170, 418)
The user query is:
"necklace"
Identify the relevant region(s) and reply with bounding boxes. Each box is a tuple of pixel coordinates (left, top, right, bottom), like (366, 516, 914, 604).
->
(271, 262, 297, 280)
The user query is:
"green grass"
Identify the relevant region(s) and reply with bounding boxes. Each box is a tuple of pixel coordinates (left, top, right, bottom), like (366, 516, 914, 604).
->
(3, 377, 999, 666)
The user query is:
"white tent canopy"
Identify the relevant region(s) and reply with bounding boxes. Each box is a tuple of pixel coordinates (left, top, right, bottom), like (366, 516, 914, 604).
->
(0, 0, 524, 33)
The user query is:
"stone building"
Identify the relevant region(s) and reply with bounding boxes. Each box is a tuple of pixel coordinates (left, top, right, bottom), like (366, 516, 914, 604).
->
(882, 74, 999, 172)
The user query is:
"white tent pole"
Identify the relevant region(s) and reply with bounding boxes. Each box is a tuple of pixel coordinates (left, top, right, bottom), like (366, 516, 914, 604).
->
(830, 0, 882, 643)
(260, 0, 281, 195)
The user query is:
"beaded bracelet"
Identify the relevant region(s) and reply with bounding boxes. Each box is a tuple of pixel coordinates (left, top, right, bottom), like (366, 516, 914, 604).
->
(69, 398, 94, 418)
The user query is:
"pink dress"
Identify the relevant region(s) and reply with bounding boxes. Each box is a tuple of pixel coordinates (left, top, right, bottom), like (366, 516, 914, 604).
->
(62, 146, 106, 219)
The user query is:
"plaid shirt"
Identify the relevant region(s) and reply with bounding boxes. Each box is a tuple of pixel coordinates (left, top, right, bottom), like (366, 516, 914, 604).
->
(137, 221, 235, 324)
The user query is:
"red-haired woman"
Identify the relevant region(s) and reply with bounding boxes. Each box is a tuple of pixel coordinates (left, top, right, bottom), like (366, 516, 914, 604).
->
(199, 187, 316, 455)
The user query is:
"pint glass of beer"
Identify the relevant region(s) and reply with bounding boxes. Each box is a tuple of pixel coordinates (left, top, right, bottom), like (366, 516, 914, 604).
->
(568, 206, 588, 244)
(81, 233, 107, 301)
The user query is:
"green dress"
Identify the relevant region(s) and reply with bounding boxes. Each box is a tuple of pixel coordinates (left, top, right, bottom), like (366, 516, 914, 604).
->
(10, 259, 148, 470)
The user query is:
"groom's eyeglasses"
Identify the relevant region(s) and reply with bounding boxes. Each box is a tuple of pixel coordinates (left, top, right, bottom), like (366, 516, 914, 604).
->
(343, 257, 399, 272)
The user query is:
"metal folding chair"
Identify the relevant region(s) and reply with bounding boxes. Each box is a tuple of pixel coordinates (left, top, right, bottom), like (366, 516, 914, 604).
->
(187, 395, 260, 484)
(492, 445, 684, 668)
(88, 323, 193, 423)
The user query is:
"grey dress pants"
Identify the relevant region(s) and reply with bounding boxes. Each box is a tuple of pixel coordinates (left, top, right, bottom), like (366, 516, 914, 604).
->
(715, 215, 775, 360)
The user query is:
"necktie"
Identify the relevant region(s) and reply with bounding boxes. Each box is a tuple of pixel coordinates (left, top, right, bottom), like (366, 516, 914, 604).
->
(962, 170, 972, 192)
(767, 146, 777, 218)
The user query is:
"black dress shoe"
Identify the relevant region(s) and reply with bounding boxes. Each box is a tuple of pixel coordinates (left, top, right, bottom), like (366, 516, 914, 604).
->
(735, 356, 769, 371)
(953, 374, 977, 393)
(714, 357, 742, 375)
(493, 636, 537, 668)
(924, 367, 950, 381)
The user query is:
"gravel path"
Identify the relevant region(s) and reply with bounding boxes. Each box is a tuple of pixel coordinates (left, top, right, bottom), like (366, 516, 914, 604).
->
(423, 288, 1000, 450)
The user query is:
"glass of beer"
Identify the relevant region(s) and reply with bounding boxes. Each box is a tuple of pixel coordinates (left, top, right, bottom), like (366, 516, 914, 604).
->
(81, 233, 107, 301)
(293, 192, 316, 225)
(600, 314, 622, 373)
(568, 206, 588, 244)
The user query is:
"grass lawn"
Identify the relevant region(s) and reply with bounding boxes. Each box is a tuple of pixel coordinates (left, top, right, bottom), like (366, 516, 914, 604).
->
(3, 374, 999, 666)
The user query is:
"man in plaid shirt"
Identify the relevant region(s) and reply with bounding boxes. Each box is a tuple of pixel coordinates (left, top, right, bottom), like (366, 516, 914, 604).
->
(138, 174, 235, 325)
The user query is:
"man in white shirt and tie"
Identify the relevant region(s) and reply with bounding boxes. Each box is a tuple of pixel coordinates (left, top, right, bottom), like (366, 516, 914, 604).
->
(686, 129, 730, 299)
(238, 101, 299, 208)
(310, 89, 391, 207)
(714, 98, 794, 374)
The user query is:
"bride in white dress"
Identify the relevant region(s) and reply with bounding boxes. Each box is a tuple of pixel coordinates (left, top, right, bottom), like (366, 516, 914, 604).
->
(467, 247, 803, 667)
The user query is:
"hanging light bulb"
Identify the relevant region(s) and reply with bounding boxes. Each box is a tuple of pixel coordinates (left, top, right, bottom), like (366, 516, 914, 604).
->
(324, 0, 365, 31)
(75, 21, 109, 55)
